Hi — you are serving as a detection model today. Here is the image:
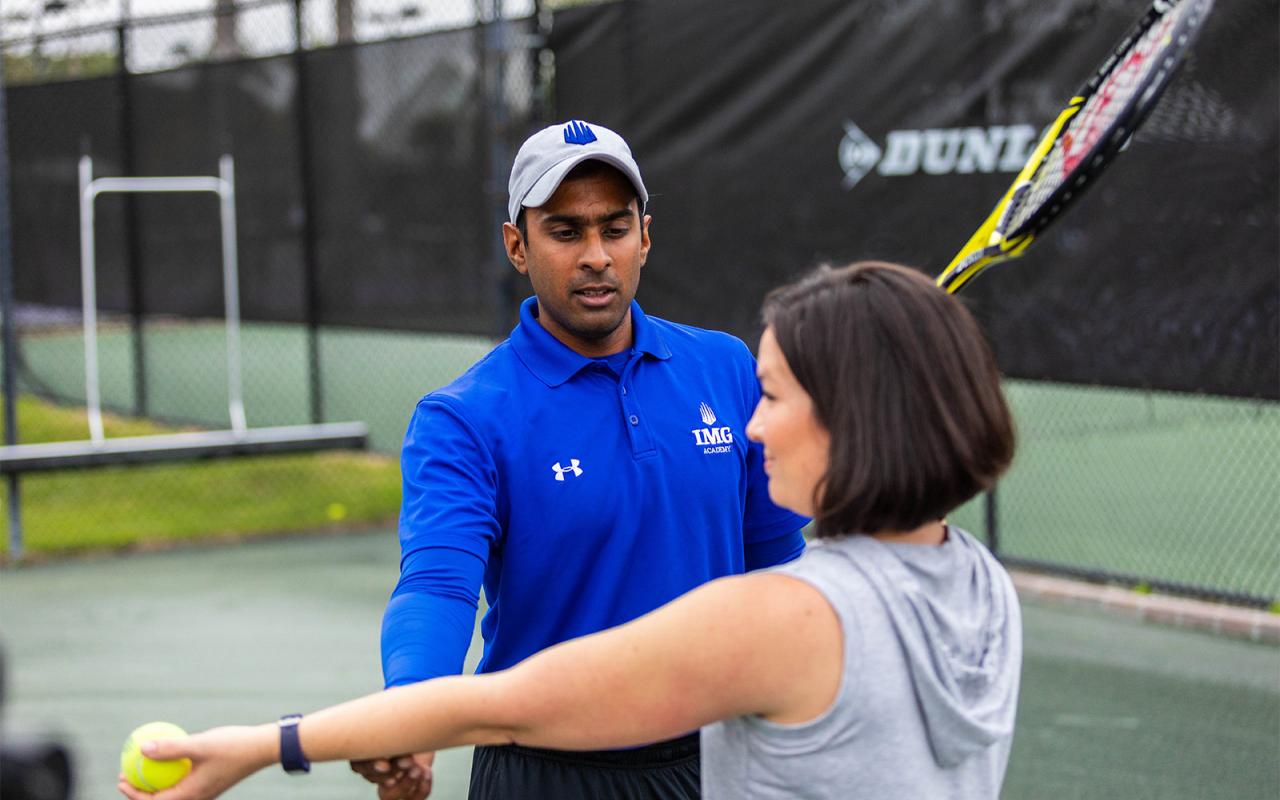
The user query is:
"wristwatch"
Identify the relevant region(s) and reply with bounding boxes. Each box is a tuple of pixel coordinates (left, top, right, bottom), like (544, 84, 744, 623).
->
(278, 714, 311, 775)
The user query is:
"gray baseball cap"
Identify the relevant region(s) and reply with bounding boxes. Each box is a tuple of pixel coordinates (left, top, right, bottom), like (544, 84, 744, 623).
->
(507, 120, 648, 225)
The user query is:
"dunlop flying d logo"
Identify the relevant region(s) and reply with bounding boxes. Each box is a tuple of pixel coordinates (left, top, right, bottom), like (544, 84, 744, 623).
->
(691, 404, 733, 454)
(563, 120, 597, 145)
(552, 459, 584, 481)
(838, 121, 1040, 189)
(838, 123, 883, 188)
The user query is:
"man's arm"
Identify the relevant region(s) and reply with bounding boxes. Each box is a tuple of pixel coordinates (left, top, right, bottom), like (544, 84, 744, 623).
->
(381, 546, 485, 686)
(382, 397, 500, 684)
(355, 398, 501, 799)
(744, 527, 806, 571)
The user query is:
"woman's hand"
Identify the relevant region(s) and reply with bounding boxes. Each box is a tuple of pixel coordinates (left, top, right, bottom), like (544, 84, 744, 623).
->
(117, 724, 276, 800)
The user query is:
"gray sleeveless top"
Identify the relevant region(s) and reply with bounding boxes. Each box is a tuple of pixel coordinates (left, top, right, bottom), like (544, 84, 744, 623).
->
(701, 527, 1021, 799)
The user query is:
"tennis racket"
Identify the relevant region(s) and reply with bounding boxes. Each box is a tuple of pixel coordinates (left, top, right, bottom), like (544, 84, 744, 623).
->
(936, 0, 1215, 294)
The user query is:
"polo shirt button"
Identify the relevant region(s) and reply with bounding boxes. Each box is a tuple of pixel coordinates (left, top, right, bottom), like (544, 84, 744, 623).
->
(621, 387, 628, 395)
(629, 415, 639, 426)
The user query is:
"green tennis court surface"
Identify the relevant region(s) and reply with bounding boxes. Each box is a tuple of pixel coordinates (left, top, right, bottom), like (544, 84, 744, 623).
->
(17, 322, 494, 454)
(15, 321, 1280, 600)
(1, 532, 1276, 800)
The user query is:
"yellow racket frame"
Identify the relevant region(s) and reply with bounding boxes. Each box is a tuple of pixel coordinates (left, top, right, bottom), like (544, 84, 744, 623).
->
(936, 99, 1084, 294)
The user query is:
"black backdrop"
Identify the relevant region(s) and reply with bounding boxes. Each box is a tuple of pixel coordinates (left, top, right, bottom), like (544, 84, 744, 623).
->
(8, 25, 517, 335)
(7, 1, 1277, 399)
(551, 0, 1278, 400)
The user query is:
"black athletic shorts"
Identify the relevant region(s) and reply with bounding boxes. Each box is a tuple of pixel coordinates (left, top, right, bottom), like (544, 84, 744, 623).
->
(467, 733, 701, 800)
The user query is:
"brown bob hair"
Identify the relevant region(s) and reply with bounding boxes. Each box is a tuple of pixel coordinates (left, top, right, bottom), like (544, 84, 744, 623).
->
(761, 261, 1015, 538)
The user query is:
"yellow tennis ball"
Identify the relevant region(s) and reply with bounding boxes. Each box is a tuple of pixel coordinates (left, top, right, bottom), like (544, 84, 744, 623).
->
(120, 721, 192, 792)
(326, 502, 348, 521)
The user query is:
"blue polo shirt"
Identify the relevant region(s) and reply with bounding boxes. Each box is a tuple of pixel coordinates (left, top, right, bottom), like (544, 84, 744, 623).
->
(381, 297, 808, 687)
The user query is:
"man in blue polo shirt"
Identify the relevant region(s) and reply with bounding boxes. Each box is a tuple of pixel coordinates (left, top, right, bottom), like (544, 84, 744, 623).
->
(355, 120, 807, 800)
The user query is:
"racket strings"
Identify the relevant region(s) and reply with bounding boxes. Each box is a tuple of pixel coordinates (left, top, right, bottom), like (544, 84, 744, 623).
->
(936, 0, 1213, 295)
(1010, 3, 1189, 234)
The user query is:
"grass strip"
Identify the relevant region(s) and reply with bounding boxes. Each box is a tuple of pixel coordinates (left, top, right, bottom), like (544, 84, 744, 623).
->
(1, 395, 400, 557)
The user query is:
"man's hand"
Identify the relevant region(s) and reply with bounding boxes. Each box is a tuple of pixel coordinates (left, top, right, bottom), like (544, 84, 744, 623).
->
(349, 752, 434, 800)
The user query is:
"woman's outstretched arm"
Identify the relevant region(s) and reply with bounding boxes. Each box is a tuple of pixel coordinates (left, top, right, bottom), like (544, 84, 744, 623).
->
(118, 571, 840, 800)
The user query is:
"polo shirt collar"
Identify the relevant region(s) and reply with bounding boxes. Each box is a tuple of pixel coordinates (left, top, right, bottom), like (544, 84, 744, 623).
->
(511, 296, 672, 387)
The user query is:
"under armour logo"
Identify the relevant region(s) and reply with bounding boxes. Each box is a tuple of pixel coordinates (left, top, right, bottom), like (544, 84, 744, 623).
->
(552, 459, 584, 481)
(563, 121, 597, 146)
(699, 402, 717, 426)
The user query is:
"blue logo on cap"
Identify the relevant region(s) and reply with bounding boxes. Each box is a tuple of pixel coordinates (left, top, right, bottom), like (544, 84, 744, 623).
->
(563, 121, 597, 146)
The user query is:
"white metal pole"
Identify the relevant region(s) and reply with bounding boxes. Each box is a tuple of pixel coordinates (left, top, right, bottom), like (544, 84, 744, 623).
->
(219, 155, 246, 437)
(79, 155, 105, 446)
(77, 162, 245, 443)
(90, 176, 222, 193)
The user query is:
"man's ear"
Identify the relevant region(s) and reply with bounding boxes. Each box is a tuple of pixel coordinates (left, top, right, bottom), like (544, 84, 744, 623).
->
(638, 213, 652, 267)
(503, 222, 528, 275)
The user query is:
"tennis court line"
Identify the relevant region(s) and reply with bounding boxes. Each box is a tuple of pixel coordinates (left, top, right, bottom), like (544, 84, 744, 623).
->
(1011, 571, 1280, 644)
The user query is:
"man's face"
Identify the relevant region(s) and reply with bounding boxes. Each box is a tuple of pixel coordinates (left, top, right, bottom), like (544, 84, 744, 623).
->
(503, 166, 651, 357)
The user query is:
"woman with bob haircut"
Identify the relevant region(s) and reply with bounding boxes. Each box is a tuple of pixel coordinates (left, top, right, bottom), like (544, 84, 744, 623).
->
(118, 261, 1021, 800)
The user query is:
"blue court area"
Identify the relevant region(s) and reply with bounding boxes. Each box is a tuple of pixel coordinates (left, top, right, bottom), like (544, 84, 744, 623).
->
(1, 532, 1276, 800)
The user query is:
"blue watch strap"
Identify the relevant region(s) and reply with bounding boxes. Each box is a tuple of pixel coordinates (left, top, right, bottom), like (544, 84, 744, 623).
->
(278, 714, 311, 775)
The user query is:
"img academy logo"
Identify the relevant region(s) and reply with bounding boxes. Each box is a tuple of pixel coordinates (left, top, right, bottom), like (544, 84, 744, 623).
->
(691, 403, 734, 455)
(838, 121, 1039, 189)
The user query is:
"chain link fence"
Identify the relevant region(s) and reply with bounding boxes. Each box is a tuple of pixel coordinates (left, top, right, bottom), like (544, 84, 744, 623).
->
(3, 0, 1277, 609)
(1, 0, 544, 557)
(947, 382, 1280, 607)
(1, 0, 547, 79)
